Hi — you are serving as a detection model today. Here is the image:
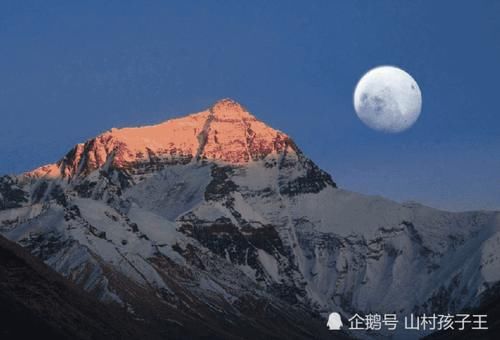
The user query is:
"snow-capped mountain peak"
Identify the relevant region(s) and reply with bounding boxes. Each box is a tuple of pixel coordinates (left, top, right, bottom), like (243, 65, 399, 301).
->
(27, 98, 296, 179)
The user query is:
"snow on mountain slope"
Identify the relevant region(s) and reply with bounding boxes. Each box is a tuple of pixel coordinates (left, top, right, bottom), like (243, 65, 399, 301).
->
(1, 98, 499, 339)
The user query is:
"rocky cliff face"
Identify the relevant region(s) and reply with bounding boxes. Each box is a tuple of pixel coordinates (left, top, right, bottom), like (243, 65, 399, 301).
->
(1, 99, 499, 338)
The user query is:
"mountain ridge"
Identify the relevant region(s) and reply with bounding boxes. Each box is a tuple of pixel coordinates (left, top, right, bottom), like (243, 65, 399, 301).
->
(1, 99, 499, 339)
(26, 98, 306, 180)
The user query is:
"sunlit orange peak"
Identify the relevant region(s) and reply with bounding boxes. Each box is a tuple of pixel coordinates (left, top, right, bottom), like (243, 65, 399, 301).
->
(209, 98, 254, 120)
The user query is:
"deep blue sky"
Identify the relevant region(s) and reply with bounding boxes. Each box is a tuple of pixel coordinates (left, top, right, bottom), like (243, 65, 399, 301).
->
(0, 1, 498, 211)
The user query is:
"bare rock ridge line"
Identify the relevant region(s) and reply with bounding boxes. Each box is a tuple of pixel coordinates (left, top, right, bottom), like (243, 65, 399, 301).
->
(194, 105, 215, 162)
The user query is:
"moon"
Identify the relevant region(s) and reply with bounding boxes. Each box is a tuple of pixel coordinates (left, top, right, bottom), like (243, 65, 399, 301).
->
(353, 66, 422, 133)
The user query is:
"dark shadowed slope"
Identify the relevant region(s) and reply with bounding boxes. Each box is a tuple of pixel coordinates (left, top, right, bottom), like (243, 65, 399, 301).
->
(425, 285, 500, 340)
(0, 234, 161, 340)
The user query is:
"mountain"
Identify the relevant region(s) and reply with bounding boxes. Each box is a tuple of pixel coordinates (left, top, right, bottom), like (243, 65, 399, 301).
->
(1, 98, 499, 339)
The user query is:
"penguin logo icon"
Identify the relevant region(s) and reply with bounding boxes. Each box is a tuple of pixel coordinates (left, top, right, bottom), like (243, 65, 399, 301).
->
(327, 312, 343, 330)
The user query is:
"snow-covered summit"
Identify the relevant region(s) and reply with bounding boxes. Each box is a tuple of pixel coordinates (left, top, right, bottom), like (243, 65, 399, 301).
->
(27, 98, 296, 178)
